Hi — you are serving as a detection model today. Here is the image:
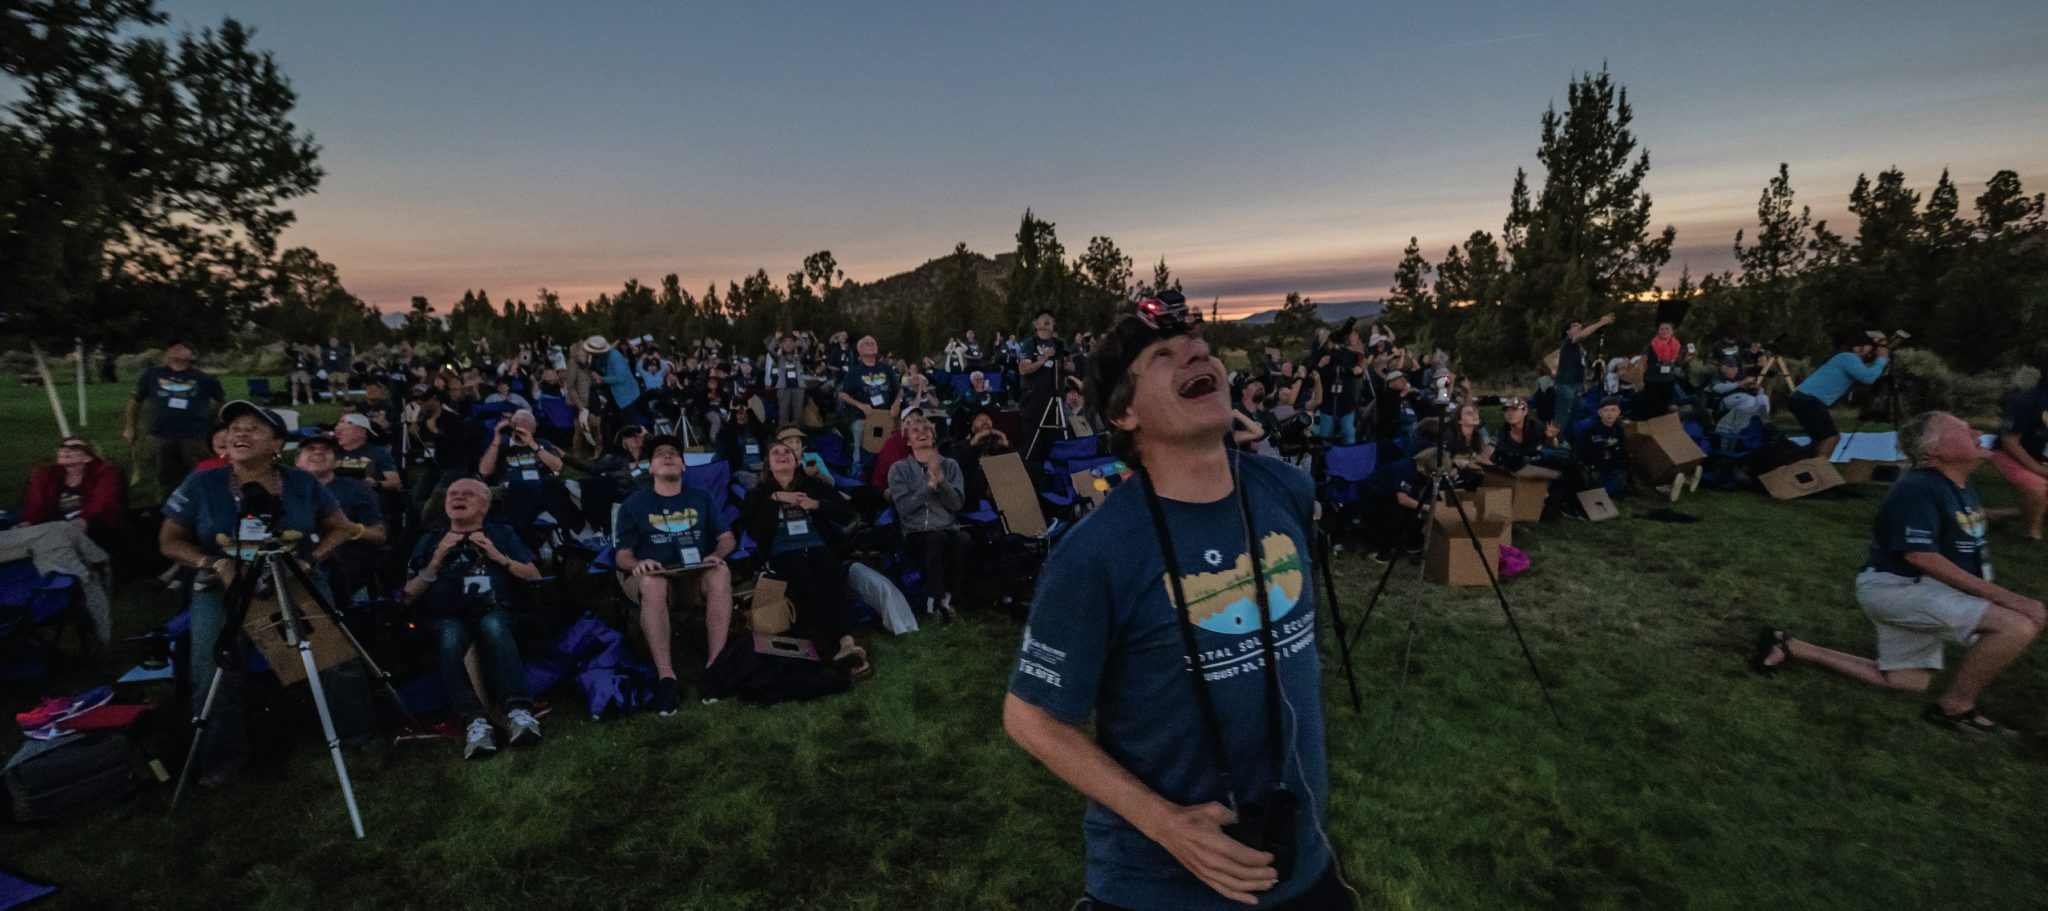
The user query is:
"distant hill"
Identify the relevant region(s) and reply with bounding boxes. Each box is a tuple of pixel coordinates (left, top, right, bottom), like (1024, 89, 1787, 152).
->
(380, 311, 408, 330)
(1232, 300, 1382, 326)
(839, 252, 1013, 315)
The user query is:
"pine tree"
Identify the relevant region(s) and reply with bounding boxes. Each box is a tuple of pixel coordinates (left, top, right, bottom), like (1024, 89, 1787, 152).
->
(1501, 67, 1676, 358)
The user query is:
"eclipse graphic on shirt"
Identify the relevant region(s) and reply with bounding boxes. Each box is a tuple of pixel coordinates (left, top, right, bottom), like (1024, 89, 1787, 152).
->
(158, 378, 195, 395)
(649, 508, 700, 534)
(1163, 532, 1304, 634)
(1956, 508, 1987, 539)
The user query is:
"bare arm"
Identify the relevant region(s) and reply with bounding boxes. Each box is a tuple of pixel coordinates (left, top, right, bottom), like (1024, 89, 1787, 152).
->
(1904, 551, 2040, 620)
(1003, 696, 1277, 905)
(1999, 433, 2048, 478)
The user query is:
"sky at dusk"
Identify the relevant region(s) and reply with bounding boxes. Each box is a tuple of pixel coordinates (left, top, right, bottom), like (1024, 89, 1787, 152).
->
(162, 1, 2048, 318)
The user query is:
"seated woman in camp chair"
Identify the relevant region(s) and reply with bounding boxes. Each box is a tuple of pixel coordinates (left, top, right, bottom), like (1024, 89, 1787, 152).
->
(20, 437, 127, 555)
(887, 413, 969, 621)
(614, 435, 735, 716)
(743, 441, 869, 677)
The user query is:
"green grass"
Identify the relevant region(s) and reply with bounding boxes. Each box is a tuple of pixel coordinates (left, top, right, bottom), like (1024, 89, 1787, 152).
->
(4, 372, 2048, 909)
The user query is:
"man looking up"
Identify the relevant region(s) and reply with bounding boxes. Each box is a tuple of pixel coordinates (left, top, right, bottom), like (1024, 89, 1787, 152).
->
(1018, 308, 1068, 465)
(125, 341, 225, 501)
(1004, 300, 1349, 909)
(614, 435, 735, 716)
(401, 478, 544, 759)
(1756, 412, 2042, 734)
(333, 414, 403, 495)
(836, 336, 899, 476)
(294, 433, 388, 602)
(1788, 332, 1889, 460)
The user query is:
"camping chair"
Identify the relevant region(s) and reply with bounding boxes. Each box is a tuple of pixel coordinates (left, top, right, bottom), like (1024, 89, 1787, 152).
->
(1320, 443, 1378, 536)
(247, 377, 276, 404)
(0, 560, 93, 684)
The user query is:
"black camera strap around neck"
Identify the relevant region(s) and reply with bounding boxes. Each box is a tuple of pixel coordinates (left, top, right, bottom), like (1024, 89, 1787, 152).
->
(1137, 453, 1287, 809)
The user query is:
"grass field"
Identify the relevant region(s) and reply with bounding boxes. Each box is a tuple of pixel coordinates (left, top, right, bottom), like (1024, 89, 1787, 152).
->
(3, 371, 2047, 910)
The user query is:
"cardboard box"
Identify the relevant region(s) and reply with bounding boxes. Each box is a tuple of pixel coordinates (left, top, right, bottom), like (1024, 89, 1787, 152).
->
(1836, 459, 1905, 485)
(982, 451, 1048, 537)
(1472, 476, 1517, 523)
(1761, 457, 1844, 499)
(862, 411, 896, 454)
(1577, 488, 1619, 522)
(243, 596, 352, 686)
(1510, 475, 1549, 522)
(1624, 412, 1706, 484)
(1426, 507, 1507, 586)
(1436, 486, 1512, 545)
(748, 577, 793, 635)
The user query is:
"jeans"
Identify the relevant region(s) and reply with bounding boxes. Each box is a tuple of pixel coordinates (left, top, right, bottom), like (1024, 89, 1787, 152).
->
(1085, 863, 1354, 910)
(431, 607, 531, 722)
(186, 572, 373, 778)
(1554, 386, 1583, 444)
(1316, 412, 1357, 444)
(152, 435, 211, 504)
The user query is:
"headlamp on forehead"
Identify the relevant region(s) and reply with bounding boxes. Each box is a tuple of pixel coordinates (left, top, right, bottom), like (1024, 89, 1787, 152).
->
(1135, 290, 1198, 333)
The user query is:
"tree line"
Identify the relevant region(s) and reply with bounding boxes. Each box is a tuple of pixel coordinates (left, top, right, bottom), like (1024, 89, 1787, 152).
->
(8, 5, 2041, 377)
(1376, 67, 2048, 377)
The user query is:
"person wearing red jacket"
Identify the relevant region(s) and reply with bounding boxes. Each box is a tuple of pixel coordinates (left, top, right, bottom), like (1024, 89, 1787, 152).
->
(21, 438, 127, 547)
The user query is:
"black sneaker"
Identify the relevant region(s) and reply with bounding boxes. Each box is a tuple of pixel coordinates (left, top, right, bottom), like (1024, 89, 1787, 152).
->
(654, 677, 681, 717)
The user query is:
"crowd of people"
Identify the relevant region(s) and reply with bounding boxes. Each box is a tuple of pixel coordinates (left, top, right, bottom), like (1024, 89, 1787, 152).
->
(7, 293, 2043, 909)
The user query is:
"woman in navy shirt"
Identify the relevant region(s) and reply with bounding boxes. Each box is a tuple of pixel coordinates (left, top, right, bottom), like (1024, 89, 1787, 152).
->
(159, 401, 362, 784)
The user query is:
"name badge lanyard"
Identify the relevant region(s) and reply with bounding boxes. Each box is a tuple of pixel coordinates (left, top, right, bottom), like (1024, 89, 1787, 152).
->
(1137, 456, 1286, 810)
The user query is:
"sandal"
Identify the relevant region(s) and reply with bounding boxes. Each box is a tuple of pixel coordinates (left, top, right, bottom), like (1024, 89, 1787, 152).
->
(1750, 628, 1791, 676)
(833, 644, 873, 681)
(1922, 704, 2019, 737)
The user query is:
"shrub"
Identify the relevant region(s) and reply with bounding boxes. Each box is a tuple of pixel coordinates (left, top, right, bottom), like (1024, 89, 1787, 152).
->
(1872, 348, 2014, 420)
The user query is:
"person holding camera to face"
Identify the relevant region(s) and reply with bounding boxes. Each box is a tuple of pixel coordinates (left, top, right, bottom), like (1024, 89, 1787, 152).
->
(1789, 332, 1889, 460)
(402, 478, 544, 760)
(1004, 299, 1350, 910)
(479, 409, 569, 528)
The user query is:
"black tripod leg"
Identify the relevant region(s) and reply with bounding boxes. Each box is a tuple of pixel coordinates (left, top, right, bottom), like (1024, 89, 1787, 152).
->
(169, 563, 265, 813)
(1315, 529, 1363, 713)
(1442, 486, 1564, 729)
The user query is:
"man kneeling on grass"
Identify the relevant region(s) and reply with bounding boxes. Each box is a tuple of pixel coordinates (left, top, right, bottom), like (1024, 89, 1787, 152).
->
(1753, 411, 2045, 734)
(615, 435, 735, 715)
(402, 479, 545, 759)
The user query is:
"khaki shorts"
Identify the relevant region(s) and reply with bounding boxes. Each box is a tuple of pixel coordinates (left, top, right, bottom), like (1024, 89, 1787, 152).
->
(1855, 570, 1989, 671)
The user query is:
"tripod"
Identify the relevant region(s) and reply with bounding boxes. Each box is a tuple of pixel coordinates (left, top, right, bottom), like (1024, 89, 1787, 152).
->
(170, 537, 417, 838)
(1336, 407, 1563, 728)
(1021, 337, 1069, 463)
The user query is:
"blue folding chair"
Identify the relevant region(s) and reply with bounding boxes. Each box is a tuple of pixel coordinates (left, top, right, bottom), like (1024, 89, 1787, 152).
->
(0, 560, 92, 681)
(1321, 443, 1378, 510)
(949, 374, 975, 397)
(536, 394, 576, 432)
(246, 377, 274, 403)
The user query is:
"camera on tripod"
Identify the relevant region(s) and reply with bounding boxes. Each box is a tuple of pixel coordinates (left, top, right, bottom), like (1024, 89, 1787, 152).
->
(1866, 329, 1912, 349)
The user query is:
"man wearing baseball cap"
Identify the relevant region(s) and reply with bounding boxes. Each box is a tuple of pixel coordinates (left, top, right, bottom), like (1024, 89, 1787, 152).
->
(333, 413, 402, 495)
(614, 434, 735, 715)
(295, 433, 388, 602)
(1004, 294, 1350, 909)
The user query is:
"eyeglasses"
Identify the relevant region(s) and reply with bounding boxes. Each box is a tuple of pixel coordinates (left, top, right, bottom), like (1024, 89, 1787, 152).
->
(58, 442, 90, 452)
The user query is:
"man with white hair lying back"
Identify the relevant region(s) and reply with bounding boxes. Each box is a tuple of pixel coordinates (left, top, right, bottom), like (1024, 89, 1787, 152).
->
(1753, 411, 2044, 735)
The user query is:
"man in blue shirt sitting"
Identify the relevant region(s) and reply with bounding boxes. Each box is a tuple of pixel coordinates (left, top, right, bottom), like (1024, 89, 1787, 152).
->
(1754, 412, 2044, 735)
(1788, 333, 1889, 459)
(615, 435, 735, 716)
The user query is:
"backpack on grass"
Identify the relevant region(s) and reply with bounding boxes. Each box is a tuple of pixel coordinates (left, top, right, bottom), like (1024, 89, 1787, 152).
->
(4, 731, 154, 822)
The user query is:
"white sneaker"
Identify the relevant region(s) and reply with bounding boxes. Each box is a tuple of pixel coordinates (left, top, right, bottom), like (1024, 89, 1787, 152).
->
(462, 717, 498, 760)
(505, 708, 541, 746)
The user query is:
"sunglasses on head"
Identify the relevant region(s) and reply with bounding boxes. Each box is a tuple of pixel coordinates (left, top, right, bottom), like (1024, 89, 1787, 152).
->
(58, 441, 90, 451)
(1504, 399, 1528, 409)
